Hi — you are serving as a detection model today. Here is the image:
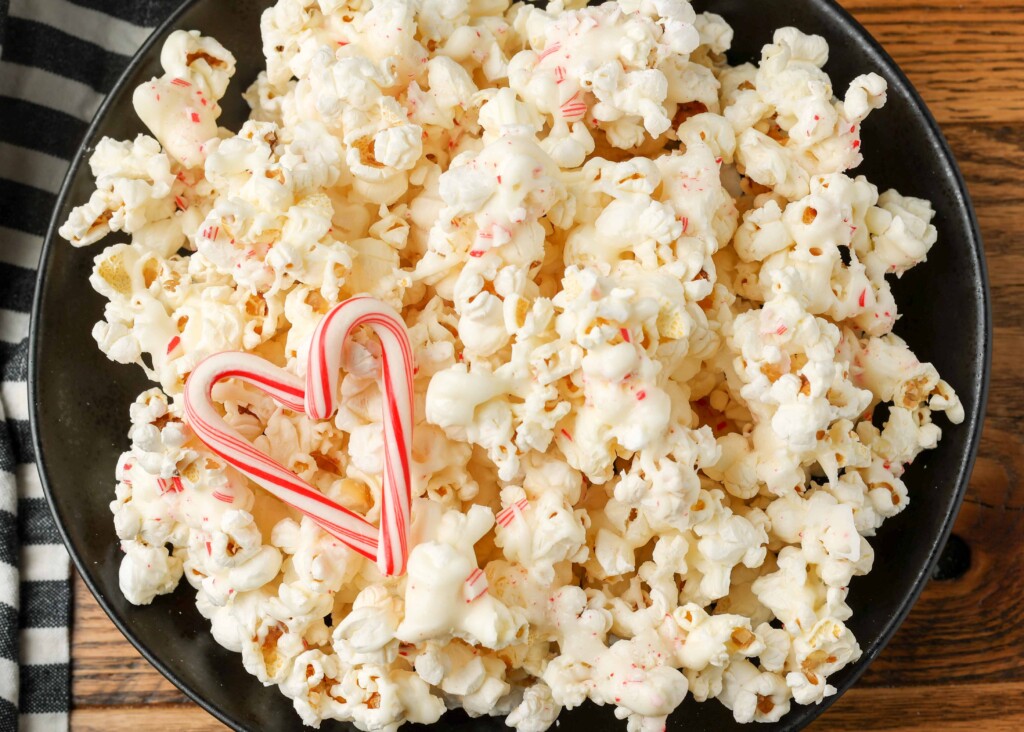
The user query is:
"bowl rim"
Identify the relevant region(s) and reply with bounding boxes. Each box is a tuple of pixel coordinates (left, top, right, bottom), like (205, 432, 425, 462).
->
(28, 0, 992, 729)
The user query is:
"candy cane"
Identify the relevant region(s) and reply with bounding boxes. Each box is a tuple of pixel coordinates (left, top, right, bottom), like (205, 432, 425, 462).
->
(184, 297, 486, 596)
(184, 352, 380, 561)
(306, 295, 414, 576)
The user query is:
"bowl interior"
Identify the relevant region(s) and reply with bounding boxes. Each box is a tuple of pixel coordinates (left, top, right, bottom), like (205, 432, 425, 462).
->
(31, 1, 989, 730)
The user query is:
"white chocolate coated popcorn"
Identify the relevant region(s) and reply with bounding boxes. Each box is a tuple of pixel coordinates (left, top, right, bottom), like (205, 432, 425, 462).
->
(63, 2, 964, 730)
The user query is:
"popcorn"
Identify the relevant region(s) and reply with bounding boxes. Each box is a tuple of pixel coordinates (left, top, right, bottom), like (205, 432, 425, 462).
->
(59, 136, 177, 248)
(133, 30, 236, 169)
(278, 649, 351, 726)
(272, 515, 363, 594)
(184, 510, 284, 606)
(718, 659, 792, 723)
(397, 505, 527, 649)
(118, 540, 184, 605)
(160, 29, 237, 99)
(506, 682, 561, 732)
(541, 586, 689, 731)
(765, 491, 874, 588)
(674, 603, 765, 670)
(64, 1, 964, 729)
(493, 489, 588, 584)
(509, 1, 700, 158)
(690, 490, 769, 601)
(414, 640, 511, 716)
(333, 585, 403, 666)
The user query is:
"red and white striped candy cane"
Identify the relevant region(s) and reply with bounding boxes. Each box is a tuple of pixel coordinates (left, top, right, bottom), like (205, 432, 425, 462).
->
(184, 352, 380, 561)
(306, 295, 415, 576)
(184, 297, 487, 597)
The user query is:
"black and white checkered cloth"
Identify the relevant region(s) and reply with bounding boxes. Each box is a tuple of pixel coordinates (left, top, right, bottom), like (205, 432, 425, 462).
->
(0, 1, 178, 728)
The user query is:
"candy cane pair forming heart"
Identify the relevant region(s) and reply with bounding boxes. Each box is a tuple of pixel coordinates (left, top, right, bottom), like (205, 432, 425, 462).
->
(183, 296, 413, 576)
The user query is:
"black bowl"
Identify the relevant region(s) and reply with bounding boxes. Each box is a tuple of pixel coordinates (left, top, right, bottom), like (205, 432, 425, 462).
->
(30, 0, 990, 729)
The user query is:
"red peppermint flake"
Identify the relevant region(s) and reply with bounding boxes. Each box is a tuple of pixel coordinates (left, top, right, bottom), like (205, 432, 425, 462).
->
(620, 327, 631, 343)
(166, 335, 181, 354)
(536, 42, 562, 64)
(465, 586, 488, 604)
(679, 215, 689, 232)
(174, 195, 188, 211)
(469, 250, 484, 257)
(170, 77, 191, 88)
(560, 428, 573, 442)
(560, 91, 587, 119)
(190, 111, 201, 123)
(637, 391, 647, 401)
(561, 102, 588, 119)
(776, 324, 787, 335)
(858, 289, 867, 308)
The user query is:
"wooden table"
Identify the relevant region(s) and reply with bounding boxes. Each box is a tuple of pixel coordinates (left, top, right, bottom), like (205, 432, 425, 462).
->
(68, 1, 1024, 729)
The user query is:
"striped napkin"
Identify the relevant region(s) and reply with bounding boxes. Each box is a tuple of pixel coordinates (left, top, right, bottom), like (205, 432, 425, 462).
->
(0, 1, 178, 729)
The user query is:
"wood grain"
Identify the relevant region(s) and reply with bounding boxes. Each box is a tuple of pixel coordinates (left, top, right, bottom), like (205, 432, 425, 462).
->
(69, 1, 1024, 730)
(815, 682, 1024, 730)
(71, 705, 225, 731)
(846, 0, 1024, 124)
(71, 579, 185, 706)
